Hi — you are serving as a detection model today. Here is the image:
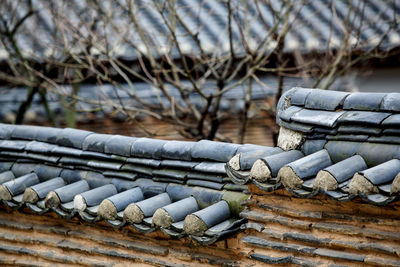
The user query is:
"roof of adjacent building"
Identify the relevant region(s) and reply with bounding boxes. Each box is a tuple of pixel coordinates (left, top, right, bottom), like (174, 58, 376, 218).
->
(0, 76, 306, 124)
(226, 87, 400, 206)
(0, 124, 257, 245)
(0, 74, 353, 125)
(0, 0, 399, 62)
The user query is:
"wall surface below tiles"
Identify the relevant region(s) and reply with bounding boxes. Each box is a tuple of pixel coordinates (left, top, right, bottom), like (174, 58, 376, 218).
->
(0, 205, 257, 266)
(240, 185, 400, 266)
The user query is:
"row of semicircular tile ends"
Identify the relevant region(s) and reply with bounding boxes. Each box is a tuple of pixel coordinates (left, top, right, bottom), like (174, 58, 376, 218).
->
(0, 123, 275, 163)
(0, 163, 248, 244)
(226, 140, 400, 205)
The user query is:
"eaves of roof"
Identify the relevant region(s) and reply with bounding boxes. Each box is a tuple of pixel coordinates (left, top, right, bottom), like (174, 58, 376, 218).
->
(0, 123, 259, 245)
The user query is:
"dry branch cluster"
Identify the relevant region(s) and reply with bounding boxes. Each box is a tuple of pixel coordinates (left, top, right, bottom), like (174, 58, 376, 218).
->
(0, 0, 398, 141)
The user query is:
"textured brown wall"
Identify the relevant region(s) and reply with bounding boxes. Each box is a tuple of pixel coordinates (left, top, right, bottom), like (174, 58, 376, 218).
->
(1, 188, 400, 266)
(239, 185, 400, 266)
(0, 205, 259, 266)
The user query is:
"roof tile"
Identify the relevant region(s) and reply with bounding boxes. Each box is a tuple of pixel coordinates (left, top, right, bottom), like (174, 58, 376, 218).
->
(338, 111, 391, 125)
(323, 155, 367, 183)
(382, 114, 400, 127)
(56, 128, 93, 149)
(291, 109, 345, 127)
(76, 184, 117, 208)
(27, 177, 65, 200)
(1, 173, 39, 198)
(82, 134, 113, 153)
(356, 143, 400, 167)
(304, 89, 349, 110)
(53, 180, 90, 203)
(191, 140, 240, 162)
(381, 93, 400, 111)
(301, 140, 327, 155)
(260, 150, 304, 177)
(361, 159, 400, 185)
(104, 135, 138, 156)
(160, 141, 196, 161)
(130, 138, 167, 159)
(342, 92, 387, 111)
(279, 106, 303, 121)
(134, 193, 172, 218)
(286, 149, 332, 179)
(289, 88, 314, 106)
(106, 187, 144, 211)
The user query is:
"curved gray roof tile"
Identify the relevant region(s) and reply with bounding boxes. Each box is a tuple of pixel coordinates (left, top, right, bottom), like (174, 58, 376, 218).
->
(381, 93, 400, 111)
(225, 87, 400, 206)
(304, 90, 349, 111)
(0, 123, 251, 244)
(342, 92, 387, 111)
(290, 109, 345, 127)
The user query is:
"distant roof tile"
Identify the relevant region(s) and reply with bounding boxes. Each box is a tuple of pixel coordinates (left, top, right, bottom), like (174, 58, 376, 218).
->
(0, 124, 15, 139)
(11, 125, 40, 140)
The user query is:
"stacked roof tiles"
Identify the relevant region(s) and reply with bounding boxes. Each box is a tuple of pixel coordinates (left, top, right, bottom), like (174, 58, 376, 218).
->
(226, 87, 400, 206)
(0, 124, 254, 245)
(2, 87, 400, 248)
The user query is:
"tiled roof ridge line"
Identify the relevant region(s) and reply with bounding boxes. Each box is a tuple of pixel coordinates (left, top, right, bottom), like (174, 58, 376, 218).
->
(0, 129, 251, 245)
(0, 135, 253, 194)
(226, 140, 400, 205)
(279, 87, 400, 113)
(0, 123, 274, 163)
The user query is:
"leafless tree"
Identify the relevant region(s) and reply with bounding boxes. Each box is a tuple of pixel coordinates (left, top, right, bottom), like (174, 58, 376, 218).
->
(0, 0, 398, 142)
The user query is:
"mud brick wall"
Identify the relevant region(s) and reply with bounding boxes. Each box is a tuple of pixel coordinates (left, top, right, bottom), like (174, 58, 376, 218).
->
(0, 205, 265, 267)
(238, 185, 400, 266)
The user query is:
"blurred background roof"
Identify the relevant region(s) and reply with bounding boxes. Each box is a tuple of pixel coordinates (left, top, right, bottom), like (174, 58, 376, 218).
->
(1, 0, 399, 62)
